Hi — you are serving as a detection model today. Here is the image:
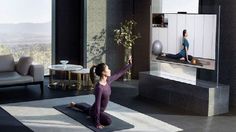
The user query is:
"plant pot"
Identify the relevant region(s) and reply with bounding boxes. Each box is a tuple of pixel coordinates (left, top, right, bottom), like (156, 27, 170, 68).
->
(123, 48, 132, 81)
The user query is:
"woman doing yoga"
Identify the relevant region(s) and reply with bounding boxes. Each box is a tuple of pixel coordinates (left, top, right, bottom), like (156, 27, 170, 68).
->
(69, 57, 132, 129)
(162, 29, 193, 63)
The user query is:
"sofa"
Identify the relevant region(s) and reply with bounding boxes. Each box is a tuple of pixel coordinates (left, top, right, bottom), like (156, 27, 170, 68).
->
(0, 54, 44, 94)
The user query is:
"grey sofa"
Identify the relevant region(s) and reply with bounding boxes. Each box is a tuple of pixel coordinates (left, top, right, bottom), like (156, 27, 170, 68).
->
(0, 54, 44, 94)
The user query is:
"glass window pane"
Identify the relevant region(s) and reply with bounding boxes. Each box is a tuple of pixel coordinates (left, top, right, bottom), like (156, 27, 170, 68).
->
(0, 0, 52, 75)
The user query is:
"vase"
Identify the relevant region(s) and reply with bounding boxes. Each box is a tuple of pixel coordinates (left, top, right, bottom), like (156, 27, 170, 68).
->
(123, 48, 132, 81)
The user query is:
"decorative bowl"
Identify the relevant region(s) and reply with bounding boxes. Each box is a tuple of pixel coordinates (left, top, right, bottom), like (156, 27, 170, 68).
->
(60, 60, 69, 65)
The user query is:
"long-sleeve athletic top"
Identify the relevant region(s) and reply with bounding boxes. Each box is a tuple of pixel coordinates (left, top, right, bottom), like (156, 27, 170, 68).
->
(89, 64, 132, 126)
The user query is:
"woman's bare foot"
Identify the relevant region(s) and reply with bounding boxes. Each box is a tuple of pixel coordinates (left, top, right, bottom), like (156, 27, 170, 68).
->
(68, 102, 82, 112)
(180, 57, 185, 61)
(69, 102, 76, 107)
(96, 124, 104, 129)
(161, 53, 166, 57)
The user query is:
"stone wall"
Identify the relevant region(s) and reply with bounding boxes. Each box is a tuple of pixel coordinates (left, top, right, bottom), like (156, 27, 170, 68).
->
(86, 0, 107, 68)
(86, 0, 133, 75)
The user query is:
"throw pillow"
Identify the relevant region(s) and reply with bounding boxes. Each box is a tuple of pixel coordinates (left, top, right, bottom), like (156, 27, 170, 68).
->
(16, 56, 33, 75)
(0, 54, 15, 72)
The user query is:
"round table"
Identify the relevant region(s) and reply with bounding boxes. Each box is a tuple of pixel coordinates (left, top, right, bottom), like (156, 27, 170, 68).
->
(71, 68, 93, 90)
(48, 64, 83, 90)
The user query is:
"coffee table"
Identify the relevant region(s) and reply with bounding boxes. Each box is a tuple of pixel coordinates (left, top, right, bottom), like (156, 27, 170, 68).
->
(48, 64, 83, 90)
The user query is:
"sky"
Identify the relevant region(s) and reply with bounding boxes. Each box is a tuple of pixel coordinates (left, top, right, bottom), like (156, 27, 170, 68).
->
(0, 0, 51, 24)
(162, 0, 199, 13)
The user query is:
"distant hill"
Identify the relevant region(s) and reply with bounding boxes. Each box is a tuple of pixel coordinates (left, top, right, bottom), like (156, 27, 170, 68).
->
(0, 22, 51, 44)
(0, 22, 51, 34)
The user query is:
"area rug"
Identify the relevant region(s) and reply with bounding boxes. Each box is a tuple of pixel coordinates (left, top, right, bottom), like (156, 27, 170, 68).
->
(0, 95, 183, 132)
(156, 56, 203, 66)
(0, 107, 33, 132)
(54, 104, 134, 132)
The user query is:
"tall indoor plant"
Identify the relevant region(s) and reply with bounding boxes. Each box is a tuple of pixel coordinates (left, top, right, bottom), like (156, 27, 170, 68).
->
(114, 19, 141, 81)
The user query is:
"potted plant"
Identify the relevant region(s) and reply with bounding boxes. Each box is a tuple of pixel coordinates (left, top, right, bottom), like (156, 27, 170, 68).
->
(114, 19, 141, 81)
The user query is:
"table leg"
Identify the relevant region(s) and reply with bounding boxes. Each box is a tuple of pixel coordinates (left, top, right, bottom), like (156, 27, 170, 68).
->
(86, 74, 88, 86)
(49, 69, 54, 88)
(68, 71, 71, 89)
(77, 73, 81, 90)
(61, 71, 67, 90)
(82, 74, 84, 87)
(88, 74, 93, 90)
(49, 69, 53, 84)
(86, 74, 90, 90)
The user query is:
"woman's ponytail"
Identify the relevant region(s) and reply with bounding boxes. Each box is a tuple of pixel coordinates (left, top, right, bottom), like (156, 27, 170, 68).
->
(89, 63, 106, 85)
(90, 65, 96, 84)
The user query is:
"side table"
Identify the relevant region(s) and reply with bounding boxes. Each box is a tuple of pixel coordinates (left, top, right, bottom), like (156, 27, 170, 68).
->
(72, 68, 93, 91)
(48, 64, 83, 90)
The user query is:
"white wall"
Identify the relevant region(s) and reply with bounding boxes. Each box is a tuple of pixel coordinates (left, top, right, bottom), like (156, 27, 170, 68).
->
(177, 14, 186, 51)
(185, 15, 195, 56)
(194, 15, 204, 58)
(152, 14, 217, 60)
(166, 14, 177, 54)
(152, 0, 199, 13)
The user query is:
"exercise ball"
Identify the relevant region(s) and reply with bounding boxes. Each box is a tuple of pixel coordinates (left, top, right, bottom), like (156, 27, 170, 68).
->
(152, 40, 163, 56)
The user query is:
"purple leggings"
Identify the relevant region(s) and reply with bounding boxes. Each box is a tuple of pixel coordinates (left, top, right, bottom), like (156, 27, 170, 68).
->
(74, 103, 112, 126)
(91, 112, 112, 126)
(166, 53, 193, 61)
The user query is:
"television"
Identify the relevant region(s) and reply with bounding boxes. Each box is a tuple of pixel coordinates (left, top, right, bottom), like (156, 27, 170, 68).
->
(151, 13, 217, 70)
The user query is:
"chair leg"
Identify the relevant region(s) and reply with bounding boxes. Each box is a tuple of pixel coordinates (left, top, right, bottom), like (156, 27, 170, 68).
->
(40, 82, 44, 95)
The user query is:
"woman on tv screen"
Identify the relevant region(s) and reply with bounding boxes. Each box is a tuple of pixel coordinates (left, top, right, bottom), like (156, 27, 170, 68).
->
(162, 29, 193, 63)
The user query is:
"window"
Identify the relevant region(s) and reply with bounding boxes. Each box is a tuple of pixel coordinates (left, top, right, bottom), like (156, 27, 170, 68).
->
(0, 0, 52, 74)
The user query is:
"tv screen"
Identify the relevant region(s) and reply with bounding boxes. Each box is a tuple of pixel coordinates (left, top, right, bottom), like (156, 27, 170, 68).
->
(151, 13, 217, 70)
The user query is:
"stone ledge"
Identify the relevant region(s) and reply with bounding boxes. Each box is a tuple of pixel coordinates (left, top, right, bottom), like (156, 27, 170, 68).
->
(138, 71, 230, 116)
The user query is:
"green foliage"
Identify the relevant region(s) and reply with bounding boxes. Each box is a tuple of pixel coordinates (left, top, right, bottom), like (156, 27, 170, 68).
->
(114, 19, 141, 49)
(0, 44, 11, 54)
(0, 43, 51, 75)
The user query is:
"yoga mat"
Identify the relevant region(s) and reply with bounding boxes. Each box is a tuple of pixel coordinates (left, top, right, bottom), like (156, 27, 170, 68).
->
(156, 56, 203, 66)
(0, 107, 33, 132)
(54, 104, 134, 132)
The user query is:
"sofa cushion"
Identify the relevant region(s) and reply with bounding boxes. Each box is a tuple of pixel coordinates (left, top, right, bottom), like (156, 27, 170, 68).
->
(0, 72, 33, 85)
(0, 54, 15, 72)
(16, 56, 33, 75)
